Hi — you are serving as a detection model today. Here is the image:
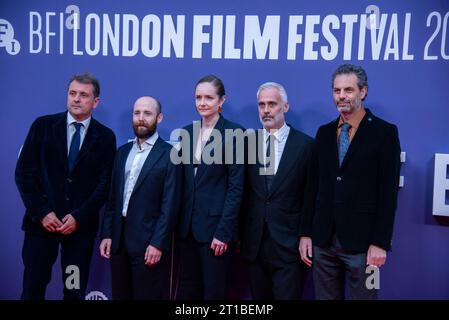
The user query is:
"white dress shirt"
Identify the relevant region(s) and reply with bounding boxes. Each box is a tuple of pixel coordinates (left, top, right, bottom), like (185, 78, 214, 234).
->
(122, 132, 159, 217)
(67, 112, 91, 155)
(263, 122, 290, 175)
(193, 116, 220, 176)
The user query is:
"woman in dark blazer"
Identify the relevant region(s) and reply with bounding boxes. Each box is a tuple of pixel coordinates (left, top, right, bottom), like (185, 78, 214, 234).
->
(176, 75, 245, 299)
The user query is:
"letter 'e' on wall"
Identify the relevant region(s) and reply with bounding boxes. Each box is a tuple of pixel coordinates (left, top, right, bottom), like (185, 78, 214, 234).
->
(433, 153, 449, 216)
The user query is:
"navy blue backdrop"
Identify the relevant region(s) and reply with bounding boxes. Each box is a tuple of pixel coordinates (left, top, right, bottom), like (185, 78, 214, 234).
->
(1, 0, 449, 299)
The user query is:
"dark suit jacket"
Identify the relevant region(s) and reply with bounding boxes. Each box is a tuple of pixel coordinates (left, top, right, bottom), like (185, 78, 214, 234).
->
(15, 111, 116, 235)
(240, 126, 313, 263)
(101, 137, 182, 256)
(177, 114, 245, 244)
(300, 108, 401, 252)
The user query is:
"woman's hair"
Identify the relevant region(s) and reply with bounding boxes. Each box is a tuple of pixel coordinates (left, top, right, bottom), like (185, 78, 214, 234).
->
(195, 74, 225, 98)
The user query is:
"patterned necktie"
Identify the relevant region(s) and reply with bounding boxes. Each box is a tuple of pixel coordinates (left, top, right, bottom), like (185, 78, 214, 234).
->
(68, 122, 83, 172)
(338, 123, 351, 166)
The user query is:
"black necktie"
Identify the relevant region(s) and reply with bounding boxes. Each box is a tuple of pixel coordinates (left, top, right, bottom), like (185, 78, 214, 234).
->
(265, 134, 274, 191)
(68, 122, 83, 172)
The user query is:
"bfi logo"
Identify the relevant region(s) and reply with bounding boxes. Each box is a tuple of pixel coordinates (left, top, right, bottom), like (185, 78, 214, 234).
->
(0, 19, 20, 55)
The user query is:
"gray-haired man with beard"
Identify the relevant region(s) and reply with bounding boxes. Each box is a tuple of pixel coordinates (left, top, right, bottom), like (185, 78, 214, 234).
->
(100, 96, 182, 299)
(240, 82, 313, 300)
(299, 64, 401, 300)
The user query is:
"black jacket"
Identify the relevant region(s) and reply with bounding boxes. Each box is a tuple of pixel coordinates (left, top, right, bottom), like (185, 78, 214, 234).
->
(300, 108, 401, 252)
(101, 138, 182, 255)
(241, 126, 313, 263)
(177, 114, 245, 244)
(15, 111, 116, 235)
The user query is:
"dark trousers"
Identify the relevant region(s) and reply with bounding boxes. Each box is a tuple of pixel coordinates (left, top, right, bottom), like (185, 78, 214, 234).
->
(21, 232, 94, 300)
(176, 233, 234, 300)
(248, 225, 306, 300)
(110, 219, 169, 300)
(313, 234, 378, 300)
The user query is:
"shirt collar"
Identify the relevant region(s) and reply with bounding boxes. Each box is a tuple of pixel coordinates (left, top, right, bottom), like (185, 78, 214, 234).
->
(133, 132, 159, 151)
(338, 107, 366, 130)
(264, 122, 289, 142)
(67, 112, 91, 129)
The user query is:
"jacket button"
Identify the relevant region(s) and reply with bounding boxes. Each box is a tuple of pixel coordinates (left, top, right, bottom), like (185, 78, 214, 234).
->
(336, 176, 342, 181)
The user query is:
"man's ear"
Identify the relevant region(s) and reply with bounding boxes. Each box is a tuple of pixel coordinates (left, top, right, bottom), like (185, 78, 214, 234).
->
(157, 112, 164, 124)
(360, 86, 367, 100)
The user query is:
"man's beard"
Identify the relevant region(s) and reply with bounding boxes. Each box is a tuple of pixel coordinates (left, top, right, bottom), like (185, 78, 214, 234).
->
(133, 122, 157, 140)
(337, 105, 352, 113)
(336, 99, 355, 114)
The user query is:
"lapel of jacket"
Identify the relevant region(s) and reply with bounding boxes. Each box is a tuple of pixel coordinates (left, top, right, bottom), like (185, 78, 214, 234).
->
(266, 126, 299, 198)
(251, 129, 269, 196)
(183, 124, 196, 187)
(339, 108, 372, 170)
(116, 142, 133, 212)
(71, 117, 100, 172)
(131, 137, 165, 197)
(195, 114, 225, 183)
(53, 112, 69, 172)
(323, 117, 341, 172)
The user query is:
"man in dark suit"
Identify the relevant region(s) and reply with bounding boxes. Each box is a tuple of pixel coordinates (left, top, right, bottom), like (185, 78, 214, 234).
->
(100, 96, 182, 300)
(15, 73, 116, 300)
(240, 82, 313, 300)
(299, 64, 401, 300)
